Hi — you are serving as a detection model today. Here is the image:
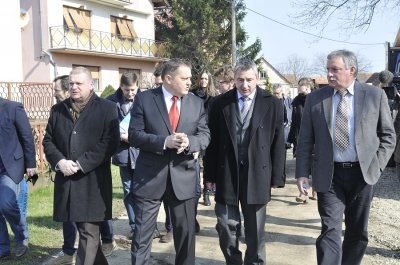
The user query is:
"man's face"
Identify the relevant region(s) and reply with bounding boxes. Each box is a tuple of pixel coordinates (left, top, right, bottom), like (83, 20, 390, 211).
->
(153, 76, 163, 88)
(234, 69, 258, 97)
(163, 65, 192, 97)
(215, 77, 233, 94)
(121, 83, 138, 101)
(69, 73, 93, 103)
(273, 88, 283, 99)
(53, 80, 69, 103)
(327, 56, 356, 91)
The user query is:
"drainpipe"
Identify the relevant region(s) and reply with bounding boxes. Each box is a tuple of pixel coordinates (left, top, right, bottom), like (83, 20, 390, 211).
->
(41, 50, 58, 78)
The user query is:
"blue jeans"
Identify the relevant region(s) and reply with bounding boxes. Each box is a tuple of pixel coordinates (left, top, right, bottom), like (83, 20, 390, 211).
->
(0, 175, 29, 256)
(120, 166, 135, 231)
(17, 179, 28, 219)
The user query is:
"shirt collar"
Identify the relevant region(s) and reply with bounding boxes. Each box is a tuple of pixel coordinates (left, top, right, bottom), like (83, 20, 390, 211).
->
(162, 85, 178, 101)
(333, 80, 355, 96)
(237, 88, 257, 101)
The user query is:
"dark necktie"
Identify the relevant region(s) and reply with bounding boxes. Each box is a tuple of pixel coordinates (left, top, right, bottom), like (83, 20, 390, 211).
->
(335, 90, 349, 151)
(169, 96, 179, 132)
(240, 96, 251, 123)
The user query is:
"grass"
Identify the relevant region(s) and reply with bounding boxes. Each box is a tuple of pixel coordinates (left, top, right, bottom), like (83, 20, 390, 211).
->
(3, 165, 125, 265)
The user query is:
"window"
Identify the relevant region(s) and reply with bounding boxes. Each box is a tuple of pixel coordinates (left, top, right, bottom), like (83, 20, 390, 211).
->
(260, 71, 267, 79)
(111, 16, 138, 39)
(72, 65, 100, 91)
(63, 6, 91, 32)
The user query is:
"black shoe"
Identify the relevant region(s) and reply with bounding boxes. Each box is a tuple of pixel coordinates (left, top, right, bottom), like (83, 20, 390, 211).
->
(159, 231, 173, 243)
(195, 219, 200, 233)
(203, 193, 211, 206)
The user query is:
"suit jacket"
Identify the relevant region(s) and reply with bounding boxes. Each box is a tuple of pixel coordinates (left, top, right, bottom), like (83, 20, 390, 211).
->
(128, 87, 210, 200)
(43, 94, 120, 222)
(296, 81, 396, 192)
(204, 87, 286, 205)
(0, 98, 36, 184)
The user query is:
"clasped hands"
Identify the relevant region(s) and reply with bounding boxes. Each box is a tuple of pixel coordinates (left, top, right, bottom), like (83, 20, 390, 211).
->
(58, 159, 80, 176)
(165, 132, 189, 154)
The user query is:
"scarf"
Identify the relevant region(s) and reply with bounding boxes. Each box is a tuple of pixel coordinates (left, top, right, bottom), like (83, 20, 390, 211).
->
(69, 90, 94, 122)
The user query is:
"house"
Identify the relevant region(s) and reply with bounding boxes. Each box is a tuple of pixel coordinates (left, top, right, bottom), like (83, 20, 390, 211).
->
(258, 57, 294, 96)
(1, 0, 169, 92)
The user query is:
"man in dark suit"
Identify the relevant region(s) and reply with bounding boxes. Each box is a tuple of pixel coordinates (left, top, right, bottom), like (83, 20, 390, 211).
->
(43, 67, 120, 265)
(128, 59, 210, 265)
(0, 98, 36, 260)
(205, 59, 286, 265)
(296, 50, 396, 265)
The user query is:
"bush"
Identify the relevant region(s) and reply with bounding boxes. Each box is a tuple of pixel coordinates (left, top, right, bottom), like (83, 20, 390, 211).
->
(101, 85, 116, 98)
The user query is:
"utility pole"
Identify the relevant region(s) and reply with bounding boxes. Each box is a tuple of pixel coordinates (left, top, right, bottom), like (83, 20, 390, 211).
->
(231, 0, 236, 66)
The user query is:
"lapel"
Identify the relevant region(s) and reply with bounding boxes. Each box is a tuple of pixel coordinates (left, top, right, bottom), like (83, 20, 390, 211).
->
(249, 87, 271, 141)
(222, 89, 239, 160)
(353, 81, 366, 132)
(176, 94, 189, 132)
(152, 87, 173, 134)
(322, 86, 334, 136)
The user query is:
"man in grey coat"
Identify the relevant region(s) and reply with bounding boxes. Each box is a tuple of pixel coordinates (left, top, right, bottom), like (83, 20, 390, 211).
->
(43, 67, 119, 265)
(296, 50, 396, 265)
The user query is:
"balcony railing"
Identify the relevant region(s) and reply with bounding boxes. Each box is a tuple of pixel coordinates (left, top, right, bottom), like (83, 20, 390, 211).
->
(50, 26, 168, 59)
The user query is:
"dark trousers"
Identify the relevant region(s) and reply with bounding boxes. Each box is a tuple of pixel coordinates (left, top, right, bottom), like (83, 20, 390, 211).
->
(316, 166, 374, 265)
(63, 220, 113, 256)
(75, 222, 108, 265)
(131, 177, 196, 265)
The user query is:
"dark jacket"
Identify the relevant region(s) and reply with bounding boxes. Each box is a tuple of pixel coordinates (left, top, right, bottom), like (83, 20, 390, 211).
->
(0, 98, 36, 184)
(287, 93, 307, 148)
(107, 88, 139, 168)
(43, 94, 120, 222)
(204, 87, 286, 205)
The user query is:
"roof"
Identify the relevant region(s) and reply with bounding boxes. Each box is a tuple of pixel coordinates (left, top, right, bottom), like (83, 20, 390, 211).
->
(357, 72, 374, 83)
(259, 57, 291, 84)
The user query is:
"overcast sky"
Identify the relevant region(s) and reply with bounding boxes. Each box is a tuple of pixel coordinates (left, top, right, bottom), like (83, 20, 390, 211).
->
(242, 0, 400, 74)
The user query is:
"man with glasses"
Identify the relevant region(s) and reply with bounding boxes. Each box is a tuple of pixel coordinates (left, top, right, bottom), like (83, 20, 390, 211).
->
(214, 65, 235, 94)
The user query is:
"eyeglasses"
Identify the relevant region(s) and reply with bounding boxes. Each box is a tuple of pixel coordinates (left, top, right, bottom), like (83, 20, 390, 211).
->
(216, 80, 228, 85)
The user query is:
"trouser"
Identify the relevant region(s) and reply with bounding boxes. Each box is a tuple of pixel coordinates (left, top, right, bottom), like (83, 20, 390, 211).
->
(316, 165, 373, 265)
(120, 166, 135, 231)
(76, 222, 108, 265)
(0, 175, 28, 256)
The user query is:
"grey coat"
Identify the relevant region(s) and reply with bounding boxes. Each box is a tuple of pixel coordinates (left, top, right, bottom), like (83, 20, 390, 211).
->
(296, 81, 396, 192)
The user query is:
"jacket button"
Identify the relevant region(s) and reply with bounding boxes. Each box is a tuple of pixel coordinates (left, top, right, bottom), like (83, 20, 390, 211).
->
(72, 131, 77, 134)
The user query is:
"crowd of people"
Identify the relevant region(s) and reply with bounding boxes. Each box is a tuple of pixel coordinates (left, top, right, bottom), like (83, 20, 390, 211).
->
(0, 49, 398, 265)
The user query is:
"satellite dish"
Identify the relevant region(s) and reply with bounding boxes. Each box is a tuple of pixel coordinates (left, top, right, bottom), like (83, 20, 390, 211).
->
(20, 8, 30, 29)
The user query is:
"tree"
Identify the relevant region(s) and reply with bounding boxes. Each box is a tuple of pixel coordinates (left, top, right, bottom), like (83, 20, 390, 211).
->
(276, 53, 311, 84)
(100, 85, 115, 98)
(292, 0, 400, 32)
(310, 52, 373, 76)
(155, 0, 260, 78)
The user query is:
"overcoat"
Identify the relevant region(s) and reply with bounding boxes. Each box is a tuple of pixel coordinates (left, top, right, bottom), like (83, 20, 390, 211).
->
(204, 87, 286, 206)
(43, 94, 119, 222)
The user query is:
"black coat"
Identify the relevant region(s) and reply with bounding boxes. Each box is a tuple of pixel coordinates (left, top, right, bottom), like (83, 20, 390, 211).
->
(204, 87, 286, 205)
(43, 94, 120, 222)
(287, 93, 307, 147)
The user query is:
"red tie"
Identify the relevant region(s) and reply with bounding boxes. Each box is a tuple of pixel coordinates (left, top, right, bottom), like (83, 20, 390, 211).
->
(169, 96, 179, 132)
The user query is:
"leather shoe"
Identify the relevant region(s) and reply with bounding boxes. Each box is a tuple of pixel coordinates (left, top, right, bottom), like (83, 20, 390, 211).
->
(159, 231, 173, 243)
(15, 243, 28, 257)
(195, 219, 200, 233)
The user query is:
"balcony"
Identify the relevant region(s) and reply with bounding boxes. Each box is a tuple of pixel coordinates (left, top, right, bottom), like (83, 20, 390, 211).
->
(49, 26, 168, 60)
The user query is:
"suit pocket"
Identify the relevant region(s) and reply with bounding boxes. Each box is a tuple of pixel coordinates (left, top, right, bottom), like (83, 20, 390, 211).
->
(14, 146, 23, 159)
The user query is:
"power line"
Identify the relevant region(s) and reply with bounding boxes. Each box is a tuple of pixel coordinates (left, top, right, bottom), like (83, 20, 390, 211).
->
(237, 1, 385, 46)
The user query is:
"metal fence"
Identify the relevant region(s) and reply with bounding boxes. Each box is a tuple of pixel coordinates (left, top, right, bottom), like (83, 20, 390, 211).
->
(1, 82, 54, 175)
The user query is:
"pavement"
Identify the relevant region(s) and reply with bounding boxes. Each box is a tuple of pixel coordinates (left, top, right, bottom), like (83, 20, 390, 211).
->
(105, 152, 322, 265)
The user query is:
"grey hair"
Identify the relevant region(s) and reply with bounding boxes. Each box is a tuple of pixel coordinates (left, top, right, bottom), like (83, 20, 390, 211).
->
(272, 83, 282, 90)
(234, 58, 259, 78)
(70, 66, 93, 82)
(327, 50, 358, 77)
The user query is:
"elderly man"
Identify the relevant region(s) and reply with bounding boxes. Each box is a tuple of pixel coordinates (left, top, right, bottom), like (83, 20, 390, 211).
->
(205, 59, 285, 264)
(43, 67, 119, 265)
(128, 58, 210, 265)
(0, 97, 36, 260)
(53, 75, 70, 103)
(296, 50, 396, 265)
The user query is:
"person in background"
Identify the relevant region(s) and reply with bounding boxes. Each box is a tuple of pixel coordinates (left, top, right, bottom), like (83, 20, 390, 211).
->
(287, 77, 315, 203)
(129, 59, 210, 265)
(272, 83, 292, 145)
(296, 50, 395, 265)
(214, 65, 235, 94)
(53, 75, 70, 103)
(205, 59, 285, 264)
(0, 97, 36, 260)
(106, 72, 140, 240)
(43, 67, 120, 265)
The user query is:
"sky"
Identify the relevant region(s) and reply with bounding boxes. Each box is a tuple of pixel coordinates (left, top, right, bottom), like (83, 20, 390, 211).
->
(242, 0, 400, 74)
